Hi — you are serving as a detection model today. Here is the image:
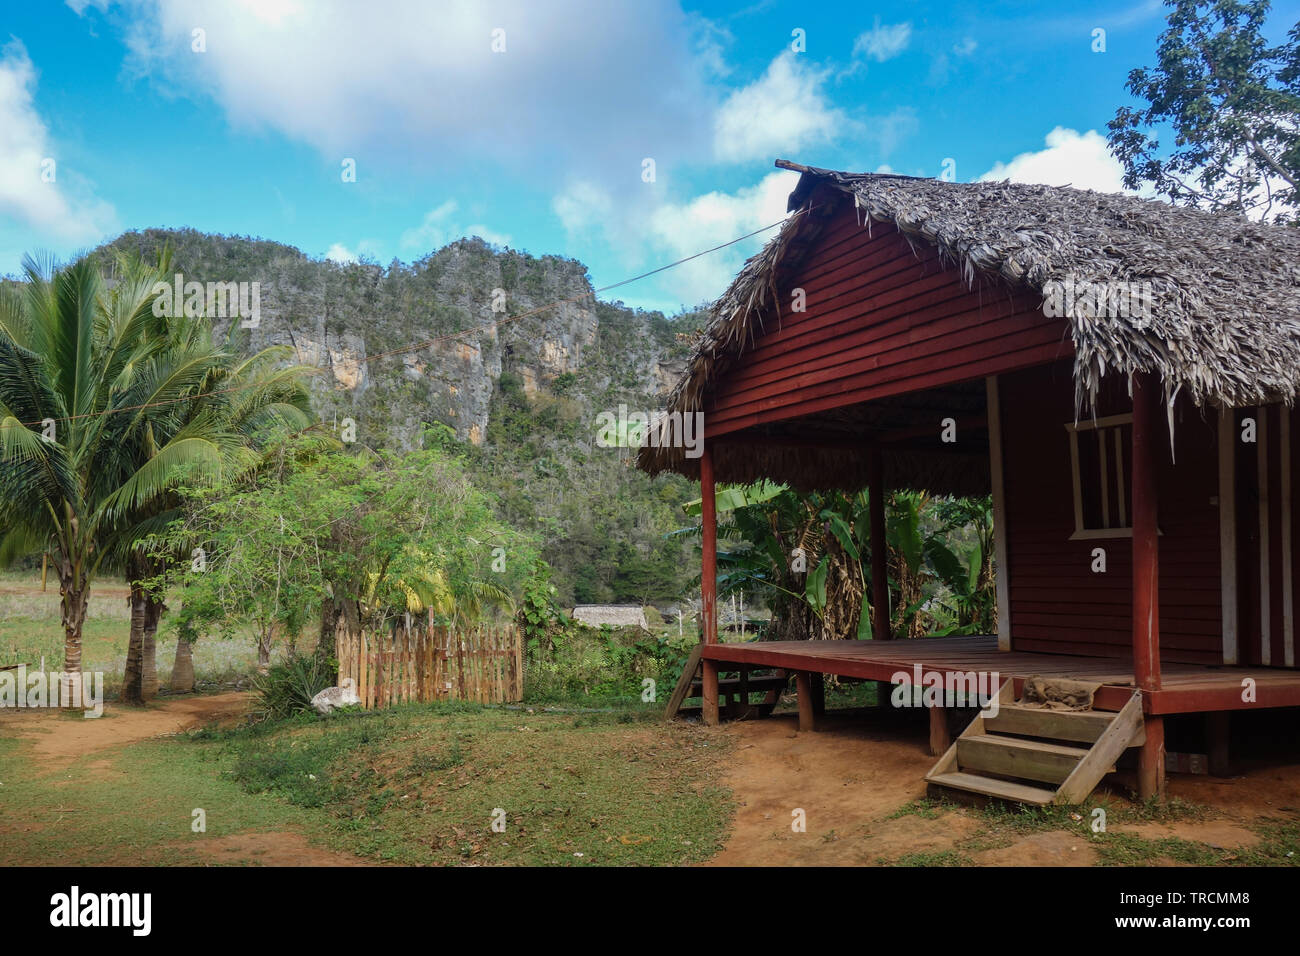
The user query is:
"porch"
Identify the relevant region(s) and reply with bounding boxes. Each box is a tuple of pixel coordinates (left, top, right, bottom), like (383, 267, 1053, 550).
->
(700, 634, 1300, 717)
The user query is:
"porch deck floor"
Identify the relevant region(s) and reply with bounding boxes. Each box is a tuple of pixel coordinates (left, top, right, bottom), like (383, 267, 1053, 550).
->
(701, 635, 1300, 714)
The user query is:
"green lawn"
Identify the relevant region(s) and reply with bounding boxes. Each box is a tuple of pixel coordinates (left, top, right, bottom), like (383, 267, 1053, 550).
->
(0, 701, 734, 866)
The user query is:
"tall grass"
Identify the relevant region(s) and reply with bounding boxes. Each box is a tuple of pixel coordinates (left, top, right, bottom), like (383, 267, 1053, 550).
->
(0, 573, 263, 697)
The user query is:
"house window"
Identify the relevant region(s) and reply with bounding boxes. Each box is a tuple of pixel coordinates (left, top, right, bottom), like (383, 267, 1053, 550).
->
(1066, 414, 1133, 539)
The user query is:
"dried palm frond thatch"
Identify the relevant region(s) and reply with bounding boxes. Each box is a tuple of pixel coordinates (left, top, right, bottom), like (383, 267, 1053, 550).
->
(639, 161, 1300, 486)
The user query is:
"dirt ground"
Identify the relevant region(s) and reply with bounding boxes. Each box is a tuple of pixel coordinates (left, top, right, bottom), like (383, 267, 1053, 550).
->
(3, 693, 1296, 865)
(704, 708, 1296, 866)
(0, 692, 251, 772)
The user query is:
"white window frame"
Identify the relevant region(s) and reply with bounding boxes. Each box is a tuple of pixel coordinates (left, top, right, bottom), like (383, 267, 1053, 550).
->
(1065, 413, 1151, 541)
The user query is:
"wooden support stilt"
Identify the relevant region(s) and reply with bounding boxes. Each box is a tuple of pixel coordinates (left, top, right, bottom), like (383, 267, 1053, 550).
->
(702, 659, 719, 727)
(870, 450, 890, 643)
(700, 445, 719, 724)
(796, 671, 816, 732)
(875, 680, 893, 709)
(1137, 714, 1166, 801)
(929, 704, 951, 757)
(870, 450, 892, 710)
(1206, 711, 1231, 777)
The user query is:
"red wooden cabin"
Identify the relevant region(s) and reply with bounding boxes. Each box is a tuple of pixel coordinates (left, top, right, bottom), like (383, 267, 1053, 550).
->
(640, 161, 1300, 804)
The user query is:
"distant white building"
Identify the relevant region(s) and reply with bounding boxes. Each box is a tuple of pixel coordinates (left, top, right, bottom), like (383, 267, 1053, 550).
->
(569, 605, 649, 630)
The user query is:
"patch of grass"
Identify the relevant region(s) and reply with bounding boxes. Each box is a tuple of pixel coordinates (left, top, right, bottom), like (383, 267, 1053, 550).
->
(1244, 816, 1300, 865)
(0, 697, 734, 867)
(0, 724, 312, 866)
(825, 679, 879, 708)
(885, 797, 950, 821)
(210, 703, 733, 864)
(885, 848, 972, 866)
(1090, 814, 1300, 867)
(0, 576, 261, 698)
(1094, 833, 1225, 867)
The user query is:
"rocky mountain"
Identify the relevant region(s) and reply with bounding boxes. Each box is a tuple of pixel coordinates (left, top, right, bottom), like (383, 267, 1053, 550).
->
(102, 228, 693, 451)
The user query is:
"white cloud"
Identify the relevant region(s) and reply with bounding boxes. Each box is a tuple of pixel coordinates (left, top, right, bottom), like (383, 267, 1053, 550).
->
(713, 52, 844, 164)
(928, 37, 979, 85)
(643, 170, 798, 305)
(325, 243, 358, 264)
(0, 39, 114, 246)
(979, 127, 1133, 193)
(101, 0, 720, 182)
(851, 19, 912, 63)
(400, 201, 510, 252)
(552, 181, 616, 236)
(866, 108, 919, 160)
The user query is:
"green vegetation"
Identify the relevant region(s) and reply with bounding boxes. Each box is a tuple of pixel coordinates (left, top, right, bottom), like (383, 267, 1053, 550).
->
(691, 483, 997, 642)
(155, 433, 532, 672)
(97, 229, 704, 612)
(0, 249, 314, 704)
(1108, 0, 1300, 223)
(0, 703, 733, 867)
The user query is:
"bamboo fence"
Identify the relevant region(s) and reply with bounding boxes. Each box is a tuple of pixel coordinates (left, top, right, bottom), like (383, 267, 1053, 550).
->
(336, 619, 523, 708)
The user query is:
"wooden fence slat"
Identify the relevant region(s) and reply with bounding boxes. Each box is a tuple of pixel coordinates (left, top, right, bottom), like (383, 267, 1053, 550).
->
(338, 621, 521, 710)
(400, 632, 410, 707)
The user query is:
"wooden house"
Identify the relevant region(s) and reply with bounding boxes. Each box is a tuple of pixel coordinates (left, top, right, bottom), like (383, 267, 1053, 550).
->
(639, 160, 1300, 804)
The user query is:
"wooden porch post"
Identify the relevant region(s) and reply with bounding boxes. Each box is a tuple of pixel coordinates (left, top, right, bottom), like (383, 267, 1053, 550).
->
(1206, 711, 1231, 777)
(1132, 372, 1166, 800)
(700, 443, 720, 726)
(796, 671, 816, 731)
(870, 450, 893, 708)
(870, 450, 891, 642)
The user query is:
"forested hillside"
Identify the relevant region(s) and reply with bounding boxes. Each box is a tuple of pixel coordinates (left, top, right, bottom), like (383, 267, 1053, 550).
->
(98, 229, 705, 607)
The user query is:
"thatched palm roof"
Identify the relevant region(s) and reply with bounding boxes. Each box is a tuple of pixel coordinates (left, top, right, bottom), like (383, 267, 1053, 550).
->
(570, 605, 649, 629)
(639, 161, 1300, 485)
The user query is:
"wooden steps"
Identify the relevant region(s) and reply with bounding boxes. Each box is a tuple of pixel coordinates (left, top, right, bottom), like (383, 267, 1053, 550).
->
(926, 682, 1146, 805)
(926, 771, 1057, 806)
(957, 734, 1097, 785)
(664, 644, 790, 720)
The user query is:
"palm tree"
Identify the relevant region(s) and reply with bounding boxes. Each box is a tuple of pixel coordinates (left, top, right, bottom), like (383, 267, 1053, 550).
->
(0, 254, 234, 702)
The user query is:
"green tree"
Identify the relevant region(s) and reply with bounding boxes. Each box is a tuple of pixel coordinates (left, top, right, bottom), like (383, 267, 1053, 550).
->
(158, 439, 533, 676)
(1109, 0, 1300, 222)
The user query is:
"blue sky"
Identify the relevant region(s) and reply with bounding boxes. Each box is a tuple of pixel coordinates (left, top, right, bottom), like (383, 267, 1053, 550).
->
(2, 0, 1296, 313)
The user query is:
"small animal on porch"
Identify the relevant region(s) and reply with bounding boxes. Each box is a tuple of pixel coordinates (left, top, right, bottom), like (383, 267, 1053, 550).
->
(311, 677, 361, 715)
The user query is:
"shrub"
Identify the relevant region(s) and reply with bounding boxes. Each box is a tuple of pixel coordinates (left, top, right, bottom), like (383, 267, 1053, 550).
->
(524, 624, 694, 702)
(249, 655, 337, 723)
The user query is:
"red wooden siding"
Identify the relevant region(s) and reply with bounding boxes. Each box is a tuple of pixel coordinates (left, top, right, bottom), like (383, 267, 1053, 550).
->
(1000, 362, 1225, 665)
(704, 209, 1072, 436)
